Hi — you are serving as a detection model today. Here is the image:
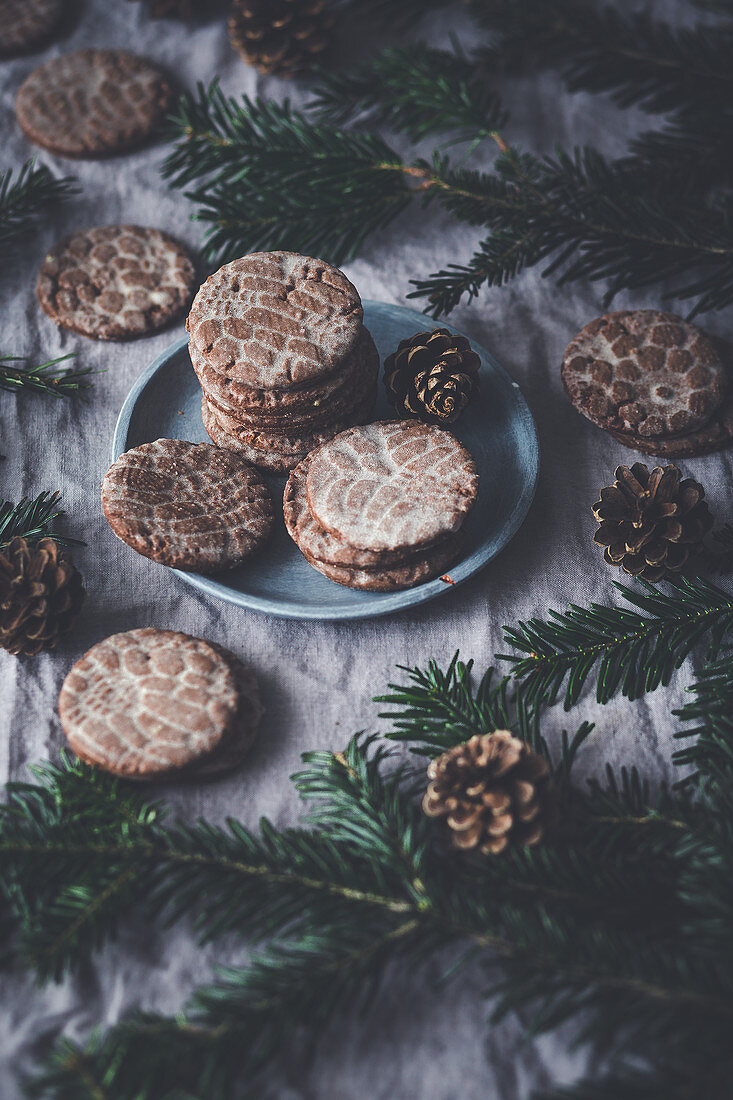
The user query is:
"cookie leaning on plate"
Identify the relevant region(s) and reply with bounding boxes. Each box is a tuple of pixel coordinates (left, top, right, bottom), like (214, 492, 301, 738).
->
(101, 438, 274, 573)
(38, 225, 196, 341)
(59, 629, 262, 780)
(16, 50, 171, 159)
(562, 310, 726, 440)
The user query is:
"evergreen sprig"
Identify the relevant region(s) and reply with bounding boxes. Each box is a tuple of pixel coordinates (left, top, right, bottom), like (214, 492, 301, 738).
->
(498, 575, 733, 711)
(0, 353, 94, 399)
(162, 82, 412, 268)
(0, 492, 83, 550)
(0, 162, 77, 254)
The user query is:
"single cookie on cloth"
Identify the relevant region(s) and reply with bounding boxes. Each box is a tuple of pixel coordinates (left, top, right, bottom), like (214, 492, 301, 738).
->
(59, 629, 261, 780)
(16, 49, 171, 158)
(0, 0, 65, 59)
(305, 420, 479, 552)
(38, 225, 196, 341)
(101, 438, 274, 573)
(562, 310, 726, 439)
(187, 251, 363, 389)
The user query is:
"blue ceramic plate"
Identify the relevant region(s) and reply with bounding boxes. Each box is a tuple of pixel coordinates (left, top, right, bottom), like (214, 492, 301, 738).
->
(112, 300, 538, 620)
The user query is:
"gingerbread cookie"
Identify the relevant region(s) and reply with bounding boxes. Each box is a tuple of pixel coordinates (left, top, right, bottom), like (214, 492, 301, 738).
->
(187, 251, 363, 389)
(562, 310, 726, 439)
(305, 421, 479, 553)
(610, 383, 733, 458)
(284, 452, 443, 568)
(59, 629, 241, 779)
(0, 0, 64, 59)
(16, 49, 171, 158)
(38, 225, 196, 341)
(101, 439, 273, 573)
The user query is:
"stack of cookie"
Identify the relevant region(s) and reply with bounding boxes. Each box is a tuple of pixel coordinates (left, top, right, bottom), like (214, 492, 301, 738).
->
(562, 310, 732, 459)
(187, 251, 380, 474)
(284, 421, 479, 591)
(58, 628, 262, 781)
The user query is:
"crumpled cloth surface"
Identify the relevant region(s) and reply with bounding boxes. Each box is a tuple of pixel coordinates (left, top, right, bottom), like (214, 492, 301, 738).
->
(0, 2, 730, 1097)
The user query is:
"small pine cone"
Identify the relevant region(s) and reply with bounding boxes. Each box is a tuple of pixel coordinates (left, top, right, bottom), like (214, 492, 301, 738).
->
(383, 328, 480, 425)
(422, 731, 555, 856)
(229, 0, 333, 77)
(593, 463, 713, 583)
(0, 537, 85, 657)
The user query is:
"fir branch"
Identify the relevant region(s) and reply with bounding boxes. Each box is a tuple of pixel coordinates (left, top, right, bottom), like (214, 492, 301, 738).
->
(309, 45, 507, 143)
(498, 576, 733, 712)
(472, 0, 733, 116)
(672, 651, 733, 782)
(162, 82, 413, 268)
(0, 353, 94, 399)
(409, 146, 733, 317)
(0, 162, 77, 254)
(0, 492, 83, 550)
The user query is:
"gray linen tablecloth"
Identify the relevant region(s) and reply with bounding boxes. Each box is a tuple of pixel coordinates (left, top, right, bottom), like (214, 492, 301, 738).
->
(1, 2, 730, 1096)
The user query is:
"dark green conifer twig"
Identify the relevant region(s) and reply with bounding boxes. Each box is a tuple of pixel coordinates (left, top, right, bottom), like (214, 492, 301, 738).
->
(0, 354, 95, 399)
(0, 492, 83, 550)
(0, 162, 77, 254)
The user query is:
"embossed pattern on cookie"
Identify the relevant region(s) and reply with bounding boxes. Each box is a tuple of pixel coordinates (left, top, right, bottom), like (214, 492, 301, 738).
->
(561, 310, 726, 439)
(0, 0, 64, 58)
(101, 438, 274, 573)
(59, 629, 240, 778)
(16, 49, 171, 158)
(187, 251, 363, 388)
(38, 225, 195, 341)
(305, 421, 479, 552)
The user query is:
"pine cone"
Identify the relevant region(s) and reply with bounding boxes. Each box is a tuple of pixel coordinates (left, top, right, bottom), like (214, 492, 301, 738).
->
(422, 731, 555, 856)
(383, 328, 480, 425)
(229, 0, 333, 77)
(592, 463, 713, 583)
(0, 537, 85, 657)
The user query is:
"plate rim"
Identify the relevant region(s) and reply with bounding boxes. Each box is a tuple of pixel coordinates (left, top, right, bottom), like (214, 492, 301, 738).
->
(112, 300, 539, 621)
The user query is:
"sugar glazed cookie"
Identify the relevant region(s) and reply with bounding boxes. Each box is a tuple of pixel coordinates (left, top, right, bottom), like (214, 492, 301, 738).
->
(187, 251, 363, 389)
(562, 310, 726, 439)
(284, 421, 478, 591)
(305, 421, 479, 552)
(59, 629, 261, 780)
(0, 0, 65, 59)
(101, 439, 274, 573)
(16, 49, 171, 158)
(37, 225, 196, 341)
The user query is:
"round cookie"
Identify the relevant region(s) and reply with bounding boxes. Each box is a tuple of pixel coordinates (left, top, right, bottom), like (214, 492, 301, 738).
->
(59, 629, 240, 779)
(201, 385, 377, 474)
(302, 531, 464, 592)
(101, 438, 274, 573)
(305, 421, 479, 553)
(38, 226, 195, 341)
(0, 0, 64, 59)
(16, 49, 171, 158)
(186, 251, 364, 389)
(284, 452, 444, 568)
(561, 310, 726, 439)
(191, 326, 379, 419)
(609, 383, 733, 458)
